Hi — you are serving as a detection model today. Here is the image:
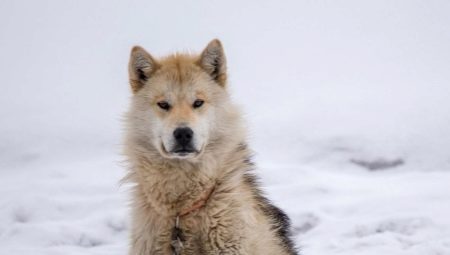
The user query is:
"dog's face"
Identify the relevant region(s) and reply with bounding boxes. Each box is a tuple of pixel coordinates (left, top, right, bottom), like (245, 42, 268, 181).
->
(127, 40, 229, 160)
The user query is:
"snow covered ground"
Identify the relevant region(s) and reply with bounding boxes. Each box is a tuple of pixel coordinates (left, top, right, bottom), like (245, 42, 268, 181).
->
(1, 1, 450, 254)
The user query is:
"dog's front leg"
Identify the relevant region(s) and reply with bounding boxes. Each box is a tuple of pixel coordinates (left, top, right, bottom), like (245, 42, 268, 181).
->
(129, 224, 173, 255)
(129, 234, 174, 255)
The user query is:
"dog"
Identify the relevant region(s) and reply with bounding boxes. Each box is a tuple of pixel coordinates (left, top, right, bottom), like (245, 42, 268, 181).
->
(123, 39, 298, 255)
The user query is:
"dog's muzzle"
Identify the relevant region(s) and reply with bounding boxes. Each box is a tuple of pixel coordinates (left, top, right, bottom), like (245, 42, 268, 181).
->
(171, 127, 197, 156)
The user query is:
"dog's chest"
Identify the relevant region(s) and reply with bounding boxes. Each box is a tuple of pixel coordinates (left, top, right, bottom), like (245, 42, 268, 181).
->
(169, 214, 209, 255)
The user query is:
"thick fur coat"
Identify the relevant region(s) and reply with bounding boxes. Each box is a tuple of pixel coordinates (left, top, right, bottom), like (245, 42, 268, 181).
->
(123, 39, 298, 255)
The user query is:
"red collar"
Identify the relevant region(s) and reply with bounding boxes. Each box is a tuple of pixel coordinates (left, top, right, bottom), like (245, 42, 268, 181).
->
(178, 185, 215, 217)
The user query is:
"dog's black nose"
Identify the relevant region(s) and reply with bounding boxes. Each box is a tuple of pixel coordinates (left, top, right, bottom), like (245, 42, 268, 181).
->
(173, 127, 193, 147)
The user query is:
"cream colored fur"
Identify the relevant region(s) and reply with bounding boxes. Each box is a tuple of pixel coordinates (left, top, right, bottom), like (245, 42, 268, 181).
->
(123, 39, 296, 255)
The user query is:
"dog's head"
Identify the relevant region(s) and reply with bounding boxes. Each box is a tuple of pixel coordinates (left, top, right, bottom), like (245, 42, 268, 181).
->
(127, 39, 233, 160)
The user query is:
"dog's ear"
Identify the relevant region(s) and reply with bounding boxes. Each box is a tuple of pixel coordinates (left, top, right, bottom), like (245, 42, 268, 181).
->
(128, 46, 159, 93)
(198, 39, 227, 86)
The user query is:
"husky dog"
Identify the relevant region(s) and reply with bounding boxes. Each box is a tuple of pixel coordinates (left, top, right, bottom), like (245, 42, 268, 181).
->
(124, 39, 298, 255)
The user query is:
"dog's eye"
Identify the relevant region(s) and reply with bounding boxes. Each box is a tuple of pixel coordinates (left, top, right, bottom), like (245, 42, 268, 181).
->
(157, 101, 171, 111)
(193, 99, 204, 109)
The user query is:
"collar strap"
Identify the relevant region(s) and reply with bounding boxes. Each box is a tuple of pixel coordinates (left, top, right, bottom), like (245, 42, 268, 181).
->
(178, 185, 215, 217)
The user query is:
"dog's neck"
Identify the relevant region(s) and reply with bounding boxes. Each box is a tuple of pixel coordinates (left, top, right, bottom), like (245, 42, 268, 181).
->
(178, 184, 215, 217)
(127, 141, 251, 217)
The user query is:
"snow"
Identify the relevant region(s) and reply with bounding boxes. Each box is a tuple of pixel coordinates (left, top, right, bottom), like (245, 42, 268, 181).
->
(1, 1, 450, 254)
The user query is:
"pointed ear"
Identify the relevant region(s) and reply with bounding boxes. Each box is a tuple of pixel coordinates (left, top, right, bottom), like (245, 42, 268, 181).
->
(198, 39, 227, 86)
(128, 46, 159, 93)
